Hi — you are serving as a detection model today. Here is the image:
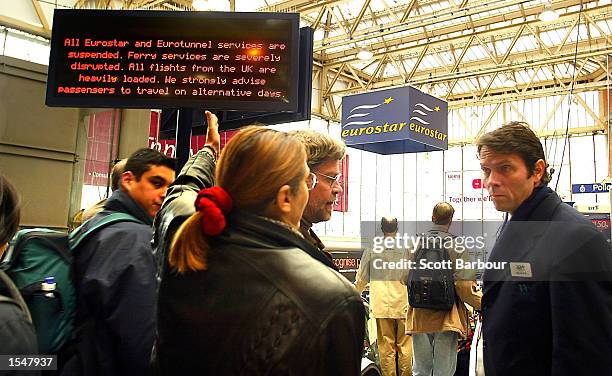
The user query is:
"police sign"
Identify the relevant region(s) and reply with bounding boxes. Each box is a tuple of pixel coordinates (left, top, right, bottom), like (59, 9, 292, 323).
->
(571, 183, 612, 194)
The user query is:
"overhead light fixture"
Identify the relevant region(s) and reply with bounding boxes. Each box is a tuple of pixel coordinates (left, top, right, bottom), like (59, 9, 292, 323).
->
(356, 48, 373, 60)
(539, 1, 559, 22)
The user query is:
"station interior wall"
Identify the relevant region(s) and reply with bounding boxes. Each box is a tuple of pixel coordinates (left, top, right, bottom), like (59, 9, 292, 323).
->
(0, 56, 151, 229)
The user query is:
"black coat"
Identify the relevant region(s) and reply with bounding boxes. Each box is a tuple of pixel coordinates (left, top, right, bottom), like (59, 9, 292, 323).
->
(152, 148, 365, 375)
(482, 187, 612, 376)
(71, 190, 156, 376)
(0, 294, 39, 376)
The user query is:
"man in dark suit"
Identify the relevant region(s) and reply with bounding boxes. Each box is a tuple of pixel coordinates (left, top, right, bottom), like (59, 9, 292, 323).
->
(477, 121, 612, 376)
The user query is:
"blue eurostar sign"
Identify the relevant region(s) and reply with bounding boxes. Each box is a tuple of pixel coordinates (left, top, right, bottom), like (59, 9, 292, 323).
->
(571, 183, 612, 194)
(341, 86, 448, 155)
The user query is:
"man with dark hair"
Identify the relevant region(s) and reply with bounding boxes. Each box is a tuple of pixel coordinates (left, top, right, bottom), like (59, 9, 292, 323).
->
(355, 216, 413, 376)
(406, 203, 481, 376)
(70, 148, 175, 375)
(289, 130, 345, 263)
(477, 122, 612, 375)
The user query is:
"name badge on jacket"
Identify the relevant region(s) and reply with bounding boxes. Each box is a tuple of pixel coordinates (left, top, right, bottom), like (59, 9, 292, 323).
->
(510, 262, 532, 278)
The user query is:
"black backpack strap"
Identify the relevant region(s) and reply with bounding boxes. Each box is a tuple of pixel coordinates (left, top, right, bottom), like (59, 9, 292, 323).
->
(0, 270, 32, 323)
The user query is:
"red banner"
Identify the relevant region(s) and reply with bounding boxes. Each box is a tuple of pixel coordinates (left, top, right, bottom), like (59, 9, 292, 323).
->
(333, 156, 349, 212)
(83, 109, 119, 186)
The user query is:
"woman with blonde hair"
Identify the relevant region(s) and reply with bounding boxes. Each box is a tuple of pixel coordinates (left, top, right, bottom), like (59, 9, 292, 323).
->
(153, 124, 364, 375)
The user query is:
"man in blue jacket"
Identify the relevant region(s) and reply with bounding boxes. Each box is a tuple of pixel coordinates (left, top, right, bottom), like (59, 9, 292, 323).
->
(477, 122, 612, 375)
(70, 148, 175, 375)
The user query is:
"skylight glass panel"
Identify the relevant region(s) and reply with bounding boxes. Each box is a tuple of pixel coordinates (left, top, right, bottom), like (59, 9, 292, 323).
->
(462, 46, 477, 61)
(455, 80, 469, 94)
(438, 51, 455, 65)
(516, 70, 529, 84)
(470, 45, 488, 60)
(585, 24, 602, 38)
(420, 56, 434, 69)
(516, 35, 538, 52)
(384, 63, 398, 77)
(421, 3, 434, 13)
(495, 39, 511, 55)
(540, 29, 562, 45)
(538, 66, 553, 81)
(566, 24, 583, 43)
(370, 0, 387, 12)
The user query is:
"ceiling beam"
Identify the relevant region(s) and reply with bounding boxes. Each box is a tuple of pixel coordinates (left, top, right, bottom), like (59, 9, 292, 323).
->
(499, 24, 526, 64)
(326, 39, 612, 96)
(349, 0, 372, 36)
(31, 0, 49, 31)
(0, 15, 50, 38)
(400, 0, 419, 23)
(311, 6, 327, 30)
(316, 0, 593, 53)
(319, 1, 606, 64)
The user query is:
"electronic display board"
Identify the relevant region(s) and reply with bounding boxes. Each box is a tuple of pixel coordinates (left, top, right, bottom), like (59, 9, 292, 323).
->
(46, 10, 299, 111)
(157, 26, 314, 138)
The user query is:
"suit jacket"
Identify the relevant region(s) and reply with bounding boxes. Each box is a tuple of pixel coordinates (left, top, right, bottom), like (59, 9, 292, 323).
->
(482, 186, 612, 376)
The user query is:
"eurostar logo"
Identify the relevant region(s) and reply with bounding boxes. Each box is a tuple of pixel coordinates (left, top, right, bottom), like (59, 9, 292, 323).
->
(340, 86, 448, 149)
(342, 98, 396, 129)
(407, 102, 447, 141)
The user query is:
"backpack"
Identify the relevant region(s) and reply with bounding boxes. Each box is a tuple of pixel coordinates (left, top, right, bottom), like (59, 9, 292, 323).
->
(408, 232, 456, 311)
(0, 212, 144, 358)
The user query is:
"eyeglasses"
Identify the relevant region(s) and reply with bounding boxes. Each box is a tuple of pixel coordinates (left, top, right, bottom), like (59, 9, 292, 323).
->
(308, 171, 342, 189)
(306, 172, 317, 190)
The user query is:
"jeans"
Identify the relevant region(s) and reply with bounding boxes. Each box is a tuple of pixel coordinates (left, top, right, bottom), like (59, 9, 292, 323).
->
(412, 331, 458, 376)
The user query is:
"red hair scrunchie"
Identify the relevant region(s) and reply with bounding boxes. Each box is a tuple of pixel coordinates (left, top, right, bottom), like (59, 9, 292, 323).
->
(194, 186, 233, 236)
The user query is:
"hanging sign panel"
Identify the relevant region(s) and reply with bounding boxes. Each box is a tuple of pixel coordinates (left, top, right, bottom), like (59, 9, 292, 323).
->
(46, 10, 299, 111)
(571, 183, 612, 194)
(341, 86, 448, 154)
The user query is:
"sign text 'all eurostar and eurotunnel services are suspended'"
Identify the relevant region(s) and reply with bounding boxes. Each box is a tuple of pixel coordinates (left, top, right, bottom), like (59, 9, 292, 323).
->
(46, 10, 299, 111)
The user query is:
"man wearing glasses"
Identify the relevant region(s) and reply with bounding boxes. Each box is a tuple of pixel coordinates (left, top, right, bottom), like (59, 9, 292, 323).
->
(290, 130, 345, 266)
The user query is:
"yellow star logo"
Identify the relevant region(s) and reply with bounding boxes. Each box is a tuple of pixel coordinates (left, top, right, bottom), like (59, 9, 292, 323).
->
(384, 97, 394, 104)
(434, 106, 441, 112)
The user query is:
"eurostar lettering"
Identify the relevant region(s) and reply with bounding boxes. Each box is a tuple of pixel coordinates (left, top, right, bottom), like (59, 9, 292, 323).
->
(409, 122, 447, 141)
(341, 121, 447, 142)
(341, 122, 407, 137)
